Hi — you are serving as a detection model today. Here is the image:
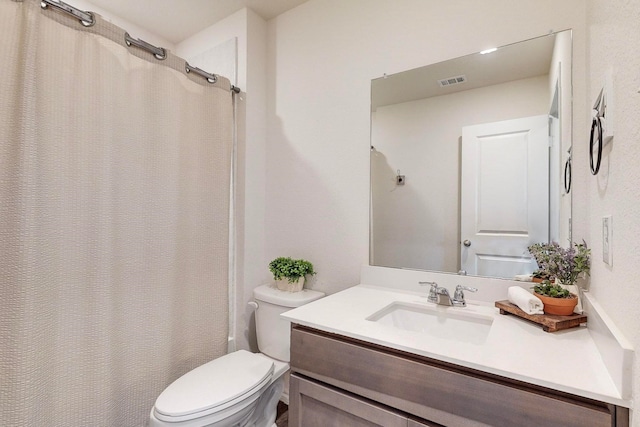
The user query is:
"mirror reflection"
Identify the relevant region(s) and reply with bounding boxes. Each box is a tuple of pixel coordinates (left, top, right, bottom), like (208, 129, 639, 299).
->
(370, 30, 572, 279)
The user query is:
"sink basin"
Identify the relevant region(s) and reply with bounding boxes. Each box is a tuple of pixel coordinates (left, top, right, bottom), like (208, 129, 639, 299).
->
(366, 302, 494, 345)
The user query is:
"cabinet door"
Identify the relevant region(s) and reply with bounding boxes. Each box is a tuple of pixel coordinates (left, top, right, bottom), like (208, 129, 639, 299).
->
(289, 374, 407, 427)
(291, 326, 614, 427)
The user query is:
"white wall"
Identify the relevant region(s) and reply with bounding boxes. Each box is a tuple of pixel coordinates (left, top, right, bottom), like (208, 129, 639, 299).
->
(176, 9, 247, 88)
(238, 9, 268, 353)
(77, 0, 174, 50)
(46, 0, 639, 421)
(371, 76, 549, 272)
(586, 1, 640, 424)
(548, 30, 573, 246)
(267, 3, 640, 418)
(176, 9, 268, 353)
(266, 0, 587, 296)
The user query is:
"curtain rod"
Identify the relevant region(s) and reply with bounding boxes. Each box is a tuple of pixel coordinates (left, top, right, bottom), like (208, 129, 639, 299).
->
(40, 0, 242, 93)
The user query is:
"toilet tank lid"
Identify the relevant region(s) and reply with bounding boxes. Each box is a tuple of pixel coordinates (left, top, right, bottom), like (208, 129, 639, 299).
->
(253, 284, 325, 307)
(154, 350, 273, 419)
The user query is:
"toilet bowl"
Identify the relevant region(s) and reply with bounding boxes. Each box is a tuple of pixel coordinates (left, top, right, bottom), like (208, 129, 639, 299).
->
(150, 284, 324, 427)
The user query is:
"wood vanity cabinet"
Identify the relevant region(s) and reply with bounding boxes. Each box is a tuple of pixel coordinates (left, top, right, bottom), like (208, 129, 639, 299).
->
(289, 325, 629, 427)
(290, 374, 441, 427)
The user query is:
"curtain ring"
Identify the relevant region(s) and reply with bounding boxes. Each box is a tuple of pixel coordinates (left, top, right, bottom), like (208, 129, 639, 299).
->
(590, 116, 603, 175)
(80, 11, 95, 27)
(124, 32, 167, 61)
(40, 0, 95, 27)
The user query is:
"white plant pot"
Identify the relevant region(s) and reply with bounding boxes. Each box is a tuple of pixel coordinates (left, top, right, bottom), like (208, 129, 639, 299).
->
(275, 276, 305, 292)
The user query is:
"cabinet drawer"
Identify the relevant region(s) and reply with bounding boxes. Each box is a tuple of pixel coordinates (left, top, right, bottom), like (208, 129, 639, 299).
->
(290, 374, 408, 427)
(291, 326, 614, 427)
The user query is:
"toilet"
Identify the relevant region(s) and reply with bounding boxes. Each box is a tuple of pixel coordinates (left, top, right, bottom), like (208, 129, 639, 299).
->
(149, 284, 324, 427)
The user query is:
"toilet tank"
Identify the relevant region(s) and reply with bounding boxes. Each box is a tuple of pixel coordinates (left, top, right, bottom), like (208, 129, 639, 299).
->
(253, 284, 324, 362)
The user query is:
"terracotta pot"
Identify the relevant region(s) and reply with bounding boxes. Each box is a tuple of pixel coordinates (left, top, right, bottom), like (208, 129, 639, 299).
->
(534, 292, 578, 316)
(275, 276, 305, 292)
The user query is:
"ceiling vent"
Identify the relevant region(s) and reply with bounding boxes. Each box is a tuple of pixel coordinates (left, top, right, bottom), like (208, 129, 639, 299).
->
(437, 75, 467, 87)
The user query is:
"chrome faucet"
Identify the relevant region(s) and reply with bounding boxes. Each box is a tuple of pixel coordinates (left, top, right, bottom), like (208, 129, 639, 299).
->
(419, 282, 477, 307)
(436, 286, 454, 306)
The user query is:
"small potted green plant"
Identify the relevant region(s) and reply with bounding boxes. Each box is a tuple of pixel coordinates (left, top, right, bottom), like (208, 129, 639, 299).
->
(527, 241, 590, 315)
(531, 270, 551, 283)
(268, 257, 316, 292)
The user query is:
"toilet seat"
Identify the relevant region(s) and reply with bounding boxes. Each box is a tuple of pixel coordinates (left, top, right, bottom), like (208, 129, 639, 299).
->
(153, 350, 274, 423)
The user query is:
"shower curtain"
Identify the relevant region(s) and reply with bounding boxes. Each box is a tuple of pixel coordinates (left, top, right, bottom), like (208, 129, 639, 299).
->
(0, 1, 232, 426)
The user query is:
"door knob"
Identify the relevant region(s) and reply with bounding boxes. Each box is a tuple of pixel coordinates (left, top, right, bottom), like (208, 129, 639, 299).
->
(463, 240, 471, 247)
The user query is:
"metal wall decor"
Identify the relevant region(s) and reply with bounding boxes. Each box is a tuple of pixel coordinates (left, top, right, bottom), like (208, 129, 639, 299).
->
(564, 147, 572, 193)
(590, 92, 604, 175)
(590, 87, 613, 175)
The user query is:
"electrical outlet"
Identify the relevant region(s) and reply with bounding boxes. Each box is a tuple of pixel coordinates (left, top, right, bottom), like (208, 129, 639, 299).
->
(602, 215, 613, 266)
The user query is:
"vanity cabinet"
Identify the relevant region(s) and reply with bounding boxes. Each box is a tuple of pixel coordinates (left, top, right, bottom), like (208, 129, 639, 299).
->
(290, 374, 409, 427)
(290, 374, 442, 427)
(289, 325, 628, 427)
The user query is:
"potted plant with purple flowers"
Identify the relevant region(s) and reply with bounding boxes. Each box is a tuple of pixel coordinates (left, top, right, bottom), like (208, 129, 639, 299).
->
(527, 241, 590, 315)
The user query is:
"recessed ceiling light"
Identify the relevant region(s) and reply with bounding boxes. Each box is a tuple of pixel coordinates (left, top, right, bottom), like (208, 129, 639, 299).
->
(480, 48, 498, 55)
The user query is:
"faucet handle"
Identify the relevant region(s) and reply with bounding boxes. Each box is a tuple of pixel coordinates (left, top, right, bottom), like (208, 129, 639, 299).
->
(455, 285, 478, 296)
(453, 285, 477, 306)
(419, 281, 438, 302)
(419, 281, 437, 287)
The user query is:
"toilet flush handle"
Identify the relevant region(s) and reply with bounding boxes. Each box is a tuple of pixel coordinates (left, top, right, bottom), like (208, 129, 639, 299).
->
(247, 301, 259, 310)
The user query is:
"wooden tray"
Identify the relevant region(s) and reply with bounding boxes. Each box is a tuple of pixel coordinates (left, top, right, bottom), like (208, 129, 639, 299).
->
(495, 300, 587, 332)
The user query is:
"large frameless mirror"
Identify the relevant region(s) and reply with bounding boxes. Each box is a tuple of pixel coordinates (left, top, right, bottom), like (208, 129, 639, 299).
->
(370, 30, 572, 279)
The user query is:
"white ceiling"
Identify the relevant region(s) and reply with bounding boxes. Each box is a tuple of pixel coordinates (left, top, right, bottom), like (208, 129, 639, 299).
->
(371, 33, 557, 111)
(87, 0, 310, 44)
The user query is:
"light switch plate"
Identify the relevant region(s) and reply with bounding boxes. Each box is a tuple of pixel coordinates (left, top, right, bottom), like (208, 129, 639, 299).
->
(602, 215, 613, 266)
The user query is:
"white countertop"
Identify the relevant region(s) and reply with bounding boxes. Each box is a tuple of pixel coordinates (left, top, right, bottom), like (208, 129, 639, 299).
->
(282, 284, 630, 407)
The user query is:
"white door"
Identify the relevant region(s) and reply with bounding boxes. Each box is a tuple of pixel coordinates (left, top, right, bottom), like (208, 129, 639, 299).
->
(461, 115, 549, 278)
(548, 115, 560, 243)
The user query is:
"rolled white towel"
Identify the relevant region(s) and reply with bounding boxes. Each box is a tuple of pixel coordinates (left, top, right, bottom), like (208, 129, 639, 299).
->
(508, 286, 544, 315)
(513, 274, 533, 282)
(560, 283, 583, 314)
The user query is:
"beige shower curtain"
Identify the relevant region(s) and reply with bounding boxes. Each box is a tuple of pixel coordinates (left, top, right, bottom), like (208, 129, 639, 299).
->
(0, 1, 232, 426)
